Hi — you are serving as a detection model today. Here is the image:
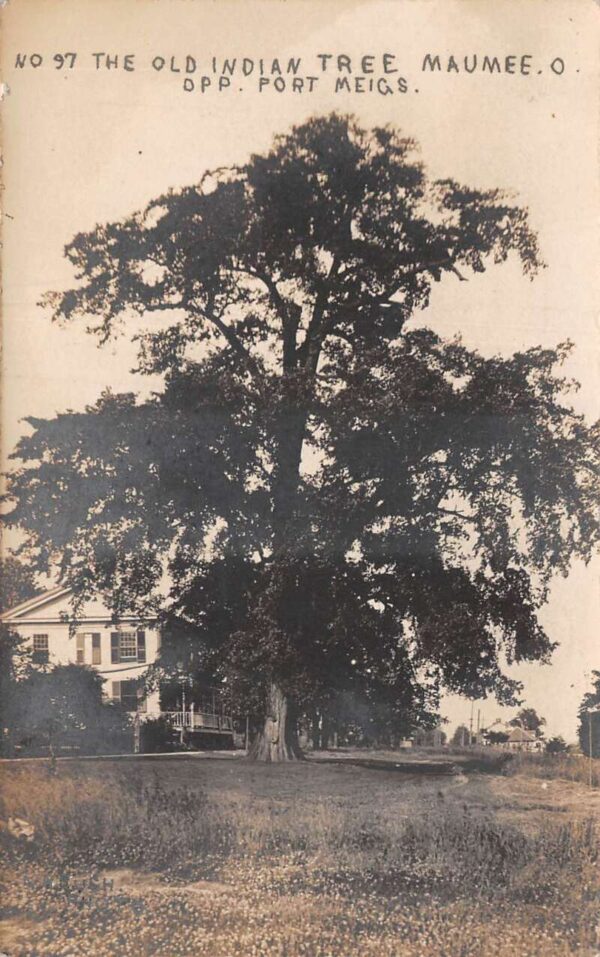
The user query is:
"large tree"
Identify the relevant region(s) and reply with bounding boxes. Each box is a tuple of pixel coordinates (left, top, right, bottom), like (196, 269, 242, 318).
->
(3, 115, 599, 759)
(578, 671, 600, 758)
(509, 707, 546, 738)
(0, 556, 40, 613)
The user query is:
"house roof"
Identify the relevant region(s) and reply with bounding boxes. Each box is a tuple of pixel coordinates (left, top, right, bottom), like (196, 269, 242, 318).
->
(507, 726, 536, 743)
(1, 584, 155, 626)
(0, 585, 73, 621)
(485, 721, 511, 736)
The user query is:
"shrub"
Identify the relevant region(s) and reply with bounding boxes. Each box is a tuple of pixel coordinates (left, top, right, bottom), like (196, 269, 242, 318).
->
(4, 664, 132, 757)
(140, 716, 179, 753)
(545, 735, 568, 754)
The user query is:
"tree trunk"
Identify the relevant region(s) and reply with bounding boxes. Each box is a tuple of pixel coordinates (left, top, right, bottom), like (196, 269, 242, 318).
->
(321, 712, 332, 751)
(249, 682, 304, 761)
(271, 418, 306, 551)
(250, 378, 313, 762)
(310, 710, 321, 751)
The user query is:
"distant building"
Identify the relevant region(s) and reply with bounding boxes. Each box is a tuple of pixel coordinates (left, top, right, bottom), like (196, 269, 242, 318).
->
(505, 726, 541, 752)
(1, 586, 160, 716)
(483, 719, 542, 751)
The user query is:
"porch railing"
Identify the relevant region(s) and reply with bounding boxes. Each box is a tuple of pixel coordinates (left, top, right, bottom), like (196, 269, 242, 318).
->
(146, 710, 233, 733)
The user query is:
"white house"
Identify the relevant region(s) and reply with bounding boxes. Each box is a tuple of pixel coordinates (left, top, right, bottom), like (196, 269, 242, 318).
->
(1, 586, 161, 715)
(505, 726, 541, 752)
(484, 719, 542, 752)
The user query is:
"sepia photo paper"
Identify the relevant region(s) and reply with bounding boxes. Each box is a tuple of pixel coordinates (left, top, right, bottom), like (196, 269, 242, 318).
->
(0, 1, 599, 955)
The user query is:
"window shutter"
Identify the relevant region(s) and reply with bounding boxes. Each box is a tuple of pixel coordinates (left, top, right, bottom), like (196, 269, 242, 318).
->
(111, 632, 120, 664)
(111, 681, 121, 701)
(76, 633, 85, 665)
(136, 630, 146, 663)
(136, 687, 147, 713)
(92, 633, 101, 665)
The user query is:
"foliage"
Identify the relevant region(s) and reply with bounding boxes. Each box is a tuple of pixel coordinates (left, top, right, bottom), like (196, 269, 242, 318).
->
(413, 726, 447, 747)
(0, 623, 32, 685)
(451, 723, 472, 746)
(3, 115, 600, 745)
(578, 670, 600, 757)
(0, 624, 34, 754)
(0, 561, 45, 754)
(4, 664, 131, 756)
(308, 684, 439, 749)
(509, 707, 546, 737)
(0, 556, 40, 613)
(486, 730, 509, 745)
(140, 715, 180, 753)
(545, 735, 568, 754)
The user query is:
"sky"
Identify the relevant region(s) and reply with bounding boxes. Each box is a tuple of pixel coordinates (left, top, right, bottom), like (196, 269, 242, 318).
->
(1, 0, 598, 741)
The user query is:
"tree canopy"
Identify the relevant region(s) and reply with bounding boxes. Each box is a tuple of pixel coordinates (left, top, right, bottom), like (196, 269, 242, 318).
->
(578, 671, 600, 758)
(509, 707, 546, 737)
(4, 114, 599, 759)
(0, 556, 40, 614)
(545, 735, 567, 754)
(451, 724, 471, 747)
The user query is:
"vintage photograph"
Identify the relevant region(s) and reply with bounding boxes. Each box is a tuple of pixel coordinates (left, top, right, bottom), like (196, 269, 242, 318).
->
(1, 1, 599, 954)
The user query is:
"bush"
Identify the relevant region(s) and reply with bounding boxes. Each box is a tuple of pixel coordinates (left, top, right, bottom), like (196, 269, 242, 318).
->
(140, 716, 179, 753)
(546, 735, 568, 754)
(4, 664, 132, 757)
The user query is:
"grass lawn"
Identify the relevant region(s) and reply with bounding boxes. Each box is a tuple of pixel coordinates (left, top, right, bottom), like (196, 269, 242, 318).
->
(1, 752, 599, 956)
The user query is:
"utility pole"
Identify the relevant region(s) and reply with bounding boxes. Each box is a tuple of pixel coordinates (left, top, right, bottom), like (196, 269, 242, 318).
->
(469, 701, 474, 747)
(587, 708, 599, 789)
(589, 711, 593, 788)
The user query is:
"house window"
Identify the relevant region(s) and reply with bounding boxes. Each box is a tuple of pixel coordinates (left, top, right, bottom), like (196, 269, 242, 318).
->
(110, 630, 146, 664)
(91, 633, 101, 665)
(119, 631, 137, 660)
(111, 679, 147, 713)
(76, 632, 101, 665)
(32, 634, 49, 664)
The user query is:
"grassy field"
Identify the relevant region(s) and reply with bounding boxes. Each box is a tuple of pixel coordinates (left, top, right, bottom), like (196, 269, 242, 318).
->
(1, 752, 600, 956)
(503, 750, 600, 789)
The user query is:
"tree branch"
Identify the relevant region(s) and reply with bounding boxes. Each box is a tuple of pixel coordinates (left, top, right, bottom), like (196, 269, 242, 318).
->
(255, 271, 300, 373)
(187, 302, 259, 376)
(230, 264, 300, 373)
(300, 257, 340, 374)
(437, 506, 476, 523)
